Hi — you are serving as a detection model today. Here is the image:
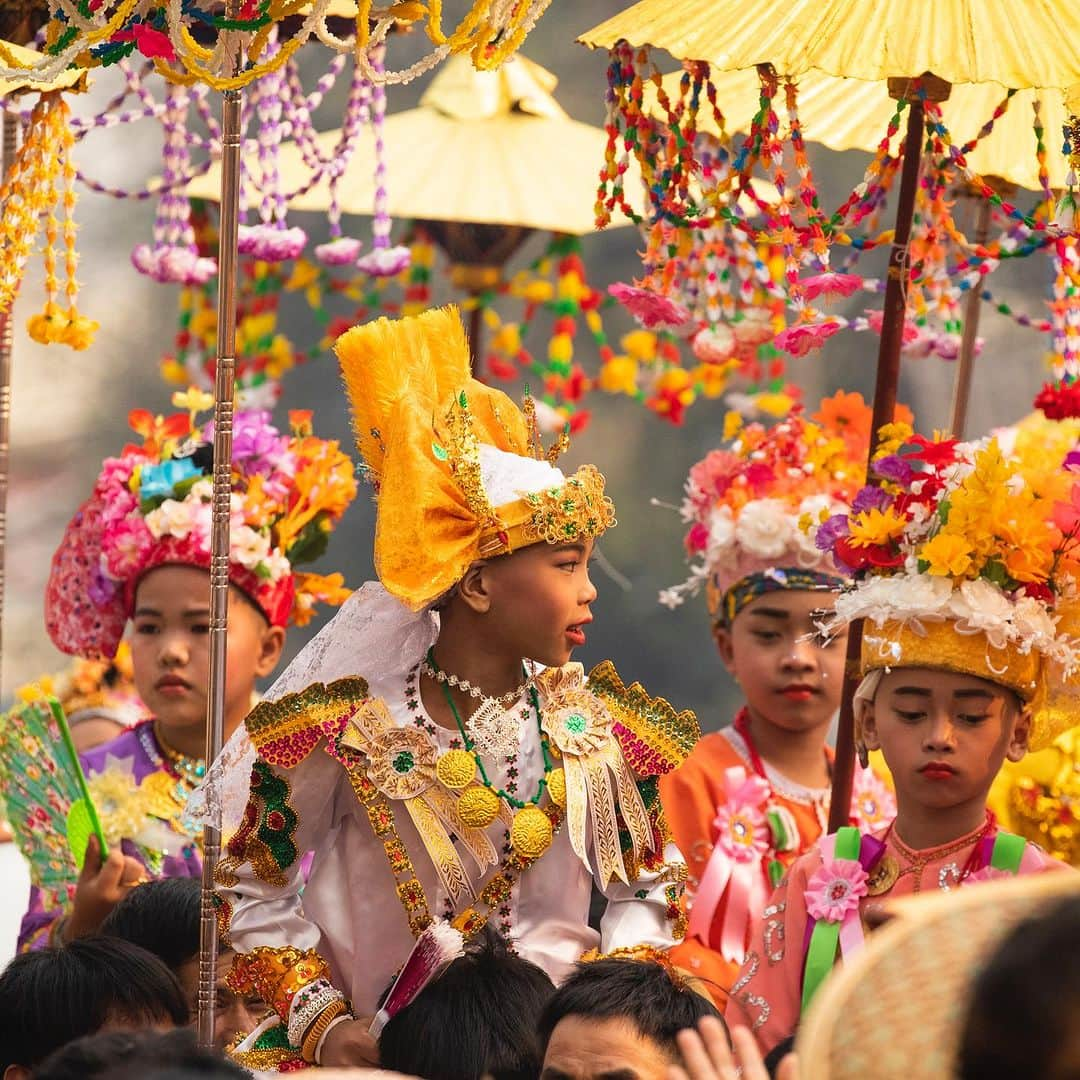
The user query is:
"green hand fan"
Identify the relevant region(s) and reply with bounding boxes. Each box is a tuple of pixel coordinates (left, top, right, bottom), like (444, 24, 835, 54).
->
(0, 692, 108, 903)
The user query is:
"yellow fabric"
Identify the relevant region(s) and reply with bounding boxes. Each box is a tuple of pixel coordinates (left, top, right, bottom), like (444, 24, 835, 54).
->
(649, 70, 1075, 192)
(861, 618, 1080, 752)
(988, 727, 1080, 866)
(578, 0, 1080, 91)
(861, 620, 1041, 701)
(334, 306, 614, 610)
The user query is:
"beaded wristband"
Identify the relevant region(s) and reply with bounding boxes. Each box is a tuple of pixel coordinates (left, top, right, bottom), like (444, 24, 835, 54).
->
(314, 1011, 353, 1066)
(286, 979, 341, 1048)
(301, 998, 350, 1064)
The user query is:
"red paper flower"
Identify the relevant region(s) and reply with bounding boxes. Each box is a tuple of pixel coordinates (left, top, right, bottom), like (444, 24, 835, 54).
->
(1035, 380, 1080, 420)
(773, 320, 843, 357)
(800, 271, 863, 301)
(608, 282, 693, 331)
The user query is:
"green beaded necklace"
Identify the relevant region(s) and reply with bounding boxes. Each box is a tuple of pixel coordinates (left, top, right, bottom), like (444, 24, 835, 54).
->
(426, 648, 554, 811)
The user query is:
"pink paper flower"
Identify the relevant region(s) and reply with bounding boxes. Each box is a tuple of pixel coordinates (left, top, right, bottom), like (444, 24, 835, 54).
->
(315, 238, 363, 266)
(849, 767, 896, 832)
(864, 308, 920, 344)
(733, 311, 775, 346)
(131, 244, 217, 286)
(356, 245, 412, 277)
(773, 320, 843, 358)
(805, 857, 869, 922)
(712, 772, 771, 863)
(692, 324, 736, 363)
(608, 282, 693, 331)
(800, 272, 863, 302)
(237, 224, 308, 262)
(102, 517, 155, 581)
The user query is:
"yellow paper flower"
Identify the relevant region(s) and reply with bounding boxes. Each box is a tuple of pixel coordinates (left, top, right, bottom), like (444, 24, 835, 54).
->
(847, 506, 908, 548)
(873, 421, 914, 460)
(920, 533, 975, 577)
(598, 355, 638, 396)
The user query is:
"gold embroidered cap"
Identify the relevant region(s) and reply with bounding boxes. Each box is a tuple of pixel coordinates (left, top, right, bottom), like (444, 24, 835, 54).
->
(335, 306, 615, 610)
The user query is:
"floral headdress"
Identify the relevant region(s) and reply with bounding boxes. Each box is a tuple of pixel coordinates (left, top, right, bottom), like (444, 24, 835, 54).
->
(660, 392, 882, 623)
(334, 306, 616, 611)
(810, 426, 1080, 750)
(46, 392, 358, 659)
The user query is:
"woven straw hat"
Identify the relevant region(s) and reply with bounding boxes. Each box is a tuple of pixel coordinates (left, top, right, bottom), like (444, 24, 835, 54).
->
(795, 871, 1080, 1079)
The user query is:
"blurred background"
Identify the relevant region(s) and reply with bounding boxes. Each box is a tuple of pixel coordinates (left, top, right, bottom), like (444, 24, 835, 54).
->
(4, 0, 1057, 729)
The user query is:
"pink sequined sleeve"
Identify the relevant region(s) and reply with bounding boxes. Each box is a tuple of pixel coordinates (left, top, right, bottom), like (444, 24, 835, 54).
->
(725, 845, 818, 1056)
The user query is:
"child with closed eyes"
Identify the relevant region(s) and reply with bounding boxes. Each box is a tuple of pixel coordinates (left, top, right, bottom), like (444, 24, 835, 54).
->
(726, 429, 1075, 1057)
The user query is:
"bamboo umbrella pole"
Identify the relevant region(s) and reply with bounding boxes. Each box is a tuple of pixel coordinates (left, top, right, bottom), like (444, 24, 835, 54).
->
(0, 110, 18, 696)
(949, 181, 1011, 438)
(828, 75, 951, 832)
(197, 14, 243, 1048)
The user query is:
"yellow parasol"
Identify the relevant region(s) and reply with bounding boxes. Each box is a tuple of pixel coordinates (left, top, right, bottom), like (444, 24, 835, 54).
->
(652, 67, 1072, 191)
(580, 0, 1080, 832)
(0, 40, 86, 96)
(580, 0, 1080, 88)
(189, 53, 629, 236)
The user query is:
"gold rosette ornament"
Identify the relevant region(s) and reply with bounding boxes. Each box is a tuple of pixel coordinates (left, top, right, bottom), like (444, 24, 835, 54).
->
(537, 664, 652, 885)
(340, 699, 508, 903)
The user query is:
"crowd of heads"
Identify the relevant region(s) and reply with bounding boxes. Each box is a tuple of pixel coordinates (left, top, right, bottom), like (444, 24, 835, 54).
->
(2, 885, 1078, 1079)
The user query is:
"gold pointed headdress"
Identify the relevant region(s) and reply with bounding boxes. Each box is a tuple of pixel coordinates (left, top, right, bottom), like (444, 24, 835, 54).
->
(335, 306, 615, 610)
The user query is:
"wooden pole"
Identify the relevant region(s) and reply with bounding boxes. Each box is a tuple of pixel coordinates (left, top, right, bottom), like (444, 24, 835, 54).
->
(0, 110, 19, 699)
(468, 301, 483, 376)
(828, 75, 950, 832)
(197, 13, 243, 1047)
(949, 191, 1000, 439)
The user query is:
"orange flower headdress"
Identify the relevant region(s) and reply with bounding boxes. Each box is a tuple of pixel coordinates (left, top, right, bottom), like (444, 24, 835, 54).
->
(335, 306, 615, 610)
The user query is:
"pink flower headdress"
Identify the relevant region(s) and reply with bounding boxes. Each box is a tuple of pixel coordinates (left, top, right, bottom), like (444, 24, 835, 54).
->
(660, 392, 882, 621)
(46, 393, 358, 659)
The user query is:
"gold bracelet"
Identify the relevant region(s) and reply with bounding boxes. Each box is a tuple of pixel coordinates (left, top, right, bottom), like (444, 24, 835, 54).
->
(301, 998, 350, 1064)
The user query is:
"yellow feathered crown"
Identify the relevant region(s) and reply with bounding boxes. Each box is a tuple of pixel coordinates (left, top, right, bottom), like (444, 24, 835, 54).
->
(335, 306, 615, 610)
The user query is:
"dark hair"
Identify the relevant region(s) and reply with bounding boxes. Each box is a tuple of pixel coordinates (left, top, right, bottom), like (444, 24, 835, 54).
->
(378, 926, 555, 1080)
(764, 1035, 796, 1079)
(538, 958, 724, 1060)
(957, 894, 1080, 1080)
(100, 878, 201, 971)
(0, 937, 189, 1070)
(31, 1029, 248, 1080)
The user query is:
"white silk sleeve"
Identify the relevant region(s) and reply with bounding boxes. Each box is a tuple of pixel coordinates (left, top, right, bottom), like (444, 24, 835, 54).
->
(597, 840, 687, 952)
(216, 746, 346, 958)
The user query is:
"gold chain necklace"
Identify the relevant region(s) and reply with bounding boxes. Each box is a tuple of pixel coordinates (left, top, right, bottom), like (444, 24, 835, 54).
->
(152, 721, 207, 788)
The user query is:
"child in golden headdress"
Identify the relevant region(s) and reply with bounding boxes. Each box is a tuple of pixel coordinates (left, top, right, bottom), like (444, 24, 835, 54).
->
(726, 428, 1075, 1056)
(211, 307, 699, 1068)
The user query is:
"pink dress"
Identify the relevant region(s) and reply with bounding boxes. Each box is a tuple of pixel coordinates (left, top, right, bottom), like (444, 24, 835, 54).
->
(725, 818, 1069, 1055)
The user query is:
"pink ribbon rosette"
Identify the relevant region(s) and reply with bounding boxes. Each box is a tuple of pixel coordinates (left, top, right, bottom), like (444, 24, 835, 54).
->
(801, 828, 869, 1009)
(686, 765, 772, 963)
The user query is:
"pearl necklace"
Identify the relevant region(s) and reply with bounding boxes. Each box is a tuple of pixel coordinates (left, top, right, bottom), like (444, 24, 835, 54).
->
(421, 651, 535, 760)
(419, 656, 535, 708)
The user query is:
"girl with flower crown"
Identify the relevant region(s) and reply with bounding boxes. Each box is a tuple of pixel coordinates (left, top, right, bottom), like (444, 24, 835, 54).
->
(726, 428, 1075, 1057)
(13, 396, 357, 950)
(657, 395, 897, 1000)
(204, 307, 699, 1070)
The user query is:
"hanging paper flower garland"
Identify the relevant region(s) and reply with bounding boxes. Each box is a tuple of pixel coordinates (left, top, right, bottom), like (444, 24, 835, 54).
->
(596, 44, 1077, 382)
(0, 0, 554, 91)
(0, 92, 98, 350)
(131, 81, 217, 285)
